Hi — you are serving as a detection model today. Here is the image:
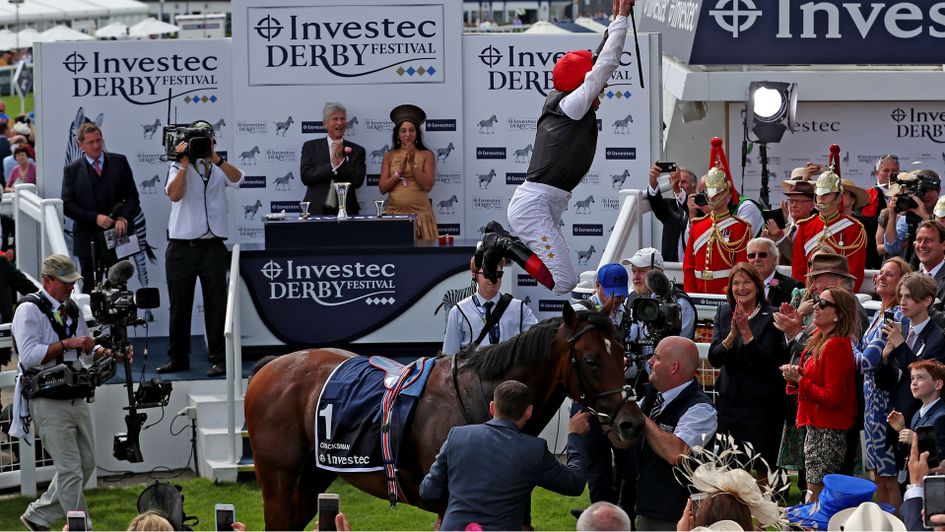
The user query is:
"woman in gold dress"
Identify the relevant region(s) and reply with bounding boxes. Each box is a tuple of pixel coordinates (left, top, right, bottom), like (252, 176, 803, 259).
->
(378, 104, 438, 240)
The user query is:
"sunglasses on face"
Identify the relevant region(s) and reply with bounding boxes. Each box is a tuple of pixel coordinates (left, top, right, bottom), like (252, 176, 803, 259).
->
(747, 252, 768, 259)
(477, 271, 504, 278)
(813, 295, 839, 310)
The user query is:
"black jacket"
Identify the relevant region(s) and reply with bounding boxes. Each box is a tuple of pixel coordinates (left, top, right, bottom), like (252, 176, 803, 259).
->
(766, 271, 801, 308)
(299, 138, 366, 215)
(646, 188, 687, 262)
(0, 259, 39, 322)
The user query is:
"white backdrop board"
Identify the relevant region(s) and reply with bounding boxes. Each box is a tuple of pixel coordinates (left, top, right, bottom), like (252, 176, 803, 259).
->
(35, 39, 233, 334)
(230, 0, 466, 242)
(462, 32, 660, 317)
(727, 101, 945, 208)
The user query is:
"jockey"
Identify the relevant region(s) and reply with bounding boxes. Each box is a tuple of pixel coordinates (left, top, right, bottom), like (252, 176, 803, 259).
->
(478, 0, 636, 295)
(683, 138, 752, 294)
(791, 145, 867, 291)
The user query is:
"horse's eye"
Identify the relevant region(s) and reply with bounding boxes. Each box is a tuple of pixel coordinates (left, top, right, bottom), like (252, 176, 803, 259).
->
(583, 356, 599, 368)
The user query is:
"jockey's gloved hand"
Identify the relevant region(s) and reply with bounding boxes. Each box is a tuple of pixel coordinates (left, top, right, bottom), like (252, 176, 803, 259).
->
(480, 233, 504, 283)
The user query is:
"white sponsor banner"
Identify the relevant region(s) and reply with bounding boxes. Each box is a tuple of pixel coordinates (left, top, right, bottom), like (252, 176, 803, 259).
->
(727, 101, 945, 208)
(35, 39, 233, 334)
(462, 32, 659, 318)
(246, 4, 446, 86)
(231, 0, 464, 244)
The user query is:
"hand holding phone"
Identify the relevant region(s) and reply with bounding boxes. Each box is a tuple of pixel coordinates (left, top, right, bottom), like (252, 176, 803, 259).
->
(67, 511, 88, 532)
(318, 493, 341, 532)
(917, 425, 941, 469)
(215, 504, 236, 532)
(924, 475, 945, 528)
(655, 161, 677, 174)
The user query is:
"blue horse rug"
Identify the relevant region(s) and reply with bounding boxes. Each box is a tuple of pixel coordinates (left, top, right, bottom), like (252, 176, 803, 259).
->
(314, 356, 434, 473)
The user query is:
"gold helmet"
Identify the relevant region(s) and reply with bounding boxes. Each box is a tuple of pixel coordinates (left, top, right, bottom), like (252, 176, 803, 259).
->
(935, 195, 945, 218)
(815, 168, 842, 196)
(705, 166, 730, 198)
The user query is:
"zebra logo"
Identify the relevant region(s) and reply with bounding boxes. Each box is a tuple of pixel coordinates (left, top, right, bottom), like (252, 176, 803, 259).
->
(239, 146, 260, 164)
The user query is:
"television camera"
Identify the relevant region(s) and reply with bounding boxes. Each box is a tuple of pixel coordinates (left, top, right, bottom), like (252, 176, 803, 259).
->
(892, 171, 940, 213)
(162, 120, 215, 162)
(90, 259, 169, 463)
(619, 269, 682, 359)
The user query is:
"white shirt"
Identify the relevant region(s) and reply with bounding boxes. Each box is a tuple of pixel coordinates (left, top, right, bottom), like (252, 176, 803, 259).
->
(326, 136, 347, 173)
(737, 200, 764, 238)
(644, 379, 718, 450)
(763, 271, 776, 298)
(917, 397, 941, 421)
(559, 15, 628, 121)
(441, 293, 537, 356)
(166, 159, 244, 239)
(921, 259, 945, 278)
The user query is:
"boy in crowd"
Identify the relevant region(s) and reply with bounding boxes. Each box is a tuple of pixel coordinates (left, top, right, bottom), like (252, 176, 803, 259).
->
(887, 359, 945, 449)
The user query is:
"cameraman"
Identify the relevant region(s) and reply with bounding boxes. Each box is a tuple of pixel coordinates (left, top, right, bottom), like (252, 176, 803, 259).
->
(11, 254, 126, 531)
(624, 248, 696, 340)
(160, 122, 244, 378)
(883, 170, 941, 264)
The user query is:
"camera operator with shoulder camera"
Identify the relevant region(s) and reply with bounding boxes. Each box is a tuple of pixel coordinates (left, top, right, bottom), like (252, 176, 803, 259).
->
(883, 169, 941, 266)
(11, 254, 128, 532)
(160, 121, 244, 378)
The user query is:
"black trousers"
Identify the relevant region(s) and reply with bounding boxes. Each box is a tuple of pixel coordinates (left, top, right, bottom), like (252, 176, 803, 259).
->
(165, 239, 228, 365)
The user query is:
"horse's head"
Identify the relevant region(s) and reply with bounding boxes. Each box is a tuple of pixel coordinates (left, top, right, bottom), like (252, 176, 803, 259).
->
(560, 304, 644, 447)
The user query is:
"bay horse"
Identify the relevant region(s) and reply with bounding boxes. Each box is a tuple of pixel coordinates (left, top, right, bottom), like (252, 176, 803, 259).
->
(245, 305, 645, 530)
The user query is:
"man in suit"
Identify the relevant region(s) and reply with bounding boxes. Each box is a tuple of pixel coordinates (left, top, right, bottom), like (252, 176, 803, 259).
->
(419, 380, 590, 531)
(646, 164, 696, 262)
(635, 336, 717, 531)
(764, 175, 817, 266)
(910, 220, 945, 308)
(61, 123, 140, 293)
(747, 237, 800, 307)
(877, 274, 945, 470)
(300, 102, 366, 216)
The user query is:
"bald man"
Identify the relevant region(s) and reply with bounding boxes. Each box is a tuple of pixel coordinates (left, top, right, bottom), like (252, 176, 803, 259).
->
(635, 337, 718, 531)
(576, 501, 632, 531)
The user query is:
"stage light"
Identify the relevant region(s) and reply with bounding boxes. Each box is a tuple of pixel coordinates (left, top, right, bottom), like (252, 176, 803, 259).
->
(745, 81, 797, 144)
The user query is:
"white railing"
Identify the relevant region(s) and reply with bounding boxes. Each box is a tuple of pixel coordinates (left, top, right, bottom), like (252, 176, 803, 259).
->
(223, 244, 242, 466)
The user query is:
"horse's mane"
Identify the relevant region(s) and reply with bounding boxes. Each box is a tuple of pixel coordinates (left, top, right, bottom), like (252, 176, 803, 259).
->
(463, 311, 617, 380)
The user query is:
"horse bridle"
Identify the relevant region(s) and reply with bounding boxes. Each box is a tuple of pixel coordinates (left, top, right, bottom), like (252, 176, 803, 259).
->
(567, 323, 636, 430)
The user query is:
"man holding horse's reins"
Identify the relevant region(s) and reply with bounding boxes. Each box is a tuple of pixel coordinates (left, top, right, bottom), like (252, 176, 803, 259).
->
(419, 380, 591, 530)
(478, 0, 636, 295)
(442, 256, 537, 356)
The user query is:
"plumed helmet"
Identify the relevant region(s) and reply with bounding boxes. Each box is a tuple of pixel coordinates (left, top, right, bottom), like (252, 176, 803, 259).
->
(552, 50, 593, 93)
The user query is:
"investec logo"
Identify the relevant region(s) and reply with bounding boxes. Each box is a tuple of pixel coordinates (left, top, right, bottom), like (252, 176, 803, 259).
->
(709, 0, 945, 39)
(891, 107, 945, 144)
(479, 44, 638, 96)
(238, 121, 269, 134)
(248, 5, 445, 86)
(266, 148, 297, 161)
(261, 259, 397, 305)
(62, 51, 219, 104)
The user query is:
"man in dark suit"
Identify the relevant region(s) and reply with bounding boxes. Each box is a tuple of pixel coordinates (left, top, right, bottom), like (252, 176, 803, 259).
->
(61, 123, 140, 293)
(911, 220, 945, 309)
(300, 102, 366, 215)
(747, 237, 800, 307)
(419, 380, 590, 531)
(646, 164, 696, 262)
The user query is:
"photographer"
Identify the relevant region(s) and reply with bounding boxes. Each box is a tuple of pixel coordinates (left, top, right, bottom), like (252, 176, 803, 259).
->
(646, 163, 696, 261)
(862, 154, 900, 268)
(623, 248, 695, 341)
(160, 121, 244, 378)
(883, 169, 941, 264)
(11, 255, 126, 531)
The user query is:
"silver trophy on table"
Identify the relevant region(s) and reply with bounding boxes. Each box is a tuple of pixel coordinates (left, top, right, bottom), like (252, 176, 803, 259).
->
(334, 182, 351, 221)
(374, 199, 385, 218)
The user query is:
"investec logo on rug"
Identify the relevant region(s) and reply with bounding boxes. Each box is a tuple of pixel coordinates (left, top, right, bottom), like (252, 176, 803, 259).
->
(247, 4, 445, 86)
(62, 49, 219, 104)
(262, 259, 397, 305)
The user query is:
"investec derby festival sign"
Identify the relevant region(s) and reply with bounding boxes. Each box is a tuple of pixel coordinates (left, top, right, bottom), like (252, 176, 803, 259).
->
(35, 40, 233, 331)
(246, 4, 445, 85)
(638, 0, 945, 64)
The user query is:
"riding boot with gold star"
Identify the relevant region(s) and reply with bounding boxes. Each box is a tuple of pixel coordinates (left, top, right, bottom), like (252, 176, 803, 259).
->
(479, 226, 554, 290)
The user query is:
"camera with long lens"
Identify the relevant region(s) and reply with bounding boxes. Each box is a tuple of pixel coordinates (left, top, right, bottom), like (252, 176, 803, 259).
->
(162, 120, 214, 161)
(892, 171, 941, 213)
(619, 270, 682, 359)
(90, 260, 169, 463)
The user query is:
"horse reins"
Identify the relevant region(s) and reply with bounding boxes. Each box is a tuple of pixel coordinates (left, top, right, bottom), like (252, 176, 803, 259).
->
(566, 323, 636, 430)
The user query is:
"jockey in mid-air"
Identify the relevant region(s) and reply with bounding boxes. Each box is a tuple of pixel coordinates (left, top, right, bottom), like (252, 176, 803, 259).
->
(479, 0, 636, 295)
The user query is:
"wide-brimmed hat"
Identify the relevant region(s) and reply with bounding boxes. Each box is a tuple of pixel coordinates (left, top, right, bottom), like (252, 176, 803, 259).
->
(389, 104, 426, 127)
(826, 502, 906, 531)
(841, 179, 869, 208)
(41, 254, 82, 283)
(782, 180, 816, 197)
(806, 253, 856, 280)
(787, 475, 893, 530)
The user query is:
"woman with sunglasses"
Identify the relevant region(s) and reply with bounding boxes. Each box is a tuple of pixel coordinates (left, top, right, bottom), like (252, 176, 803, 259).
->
(709, 263, 788, 468)
(856, 257, 911, 509)
(781, 287, 859, 502)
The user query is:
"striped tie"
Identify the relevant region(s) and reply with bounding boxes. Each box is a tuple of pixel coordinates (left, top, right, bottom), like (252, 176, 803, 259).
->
(650, 393, 665, 418)
(93, 159, 102, 176)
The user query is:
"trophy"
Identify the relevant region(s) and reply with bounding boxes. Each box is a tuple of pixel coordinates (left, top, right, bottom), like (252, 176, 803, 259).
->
(335, 182, 351, 221)
(299, 201, 310, 219)
(374, 199, 385, 218)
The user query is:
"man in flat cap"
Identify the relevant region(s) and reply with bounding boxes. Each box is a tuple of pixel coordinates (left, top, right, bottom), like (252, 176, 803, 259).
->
(477, 0, 635, 295)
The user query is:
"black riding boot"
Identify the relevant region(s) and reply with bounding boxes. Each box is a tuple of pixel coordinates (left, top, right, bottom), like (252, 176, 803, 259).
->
(479, 223, 554, 290)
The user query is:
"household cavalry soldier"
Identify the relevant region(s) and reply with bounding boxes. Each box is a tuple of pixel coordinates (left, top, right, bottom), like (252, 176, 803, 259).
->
(683, 138, 751, 294)
(791, 144, 867, 291)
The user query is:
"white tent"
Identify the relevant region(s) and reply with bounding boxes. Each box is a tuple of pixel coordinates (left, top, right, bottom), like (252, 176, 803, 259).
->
(0, 0, 65, 26)
(574, 17, 608, 32)
(523, 20, 571, 34)
(36, 24, 94, 42)
(0, 32, 17, 51)
(95, 21, 128, 38)
(128, 17, 179, 37)
(16, 28, 41, 47)
(82, 0, 148, 16)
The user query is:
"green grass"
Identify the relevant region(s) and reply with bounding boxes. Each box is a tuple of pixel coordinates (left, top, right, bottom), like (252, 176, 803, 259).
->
(0, 476, 591, 530)
(1, 92, 33, 117)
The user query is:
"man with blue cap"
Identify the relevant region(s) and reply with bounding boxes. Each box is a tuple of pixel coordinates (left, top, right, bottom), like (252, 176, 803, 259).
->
(573, 263, 629, 327)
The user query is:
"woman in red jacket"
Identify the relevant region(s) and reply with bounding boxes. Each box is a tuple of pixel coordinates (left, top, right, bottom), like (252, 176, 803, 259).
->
(781, 287, 859, 502)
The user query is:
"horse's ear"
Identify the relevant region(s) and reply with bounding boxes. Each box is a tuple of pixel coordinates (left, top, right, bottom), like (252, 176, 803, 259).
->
(600, 296, 616, 317)
(562, 303, 579, 330)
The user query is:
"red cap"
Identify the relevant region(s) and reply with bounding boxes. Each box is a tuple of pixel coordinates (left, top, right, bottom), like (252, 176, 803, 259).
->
(552, 50, 593, 93)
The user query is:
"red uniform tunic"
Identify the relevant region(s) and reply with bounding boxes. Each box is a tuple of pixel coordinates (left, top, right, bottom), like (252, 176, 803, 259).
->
(683, 213, 751, 294)
(791, 214, 867, 291)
